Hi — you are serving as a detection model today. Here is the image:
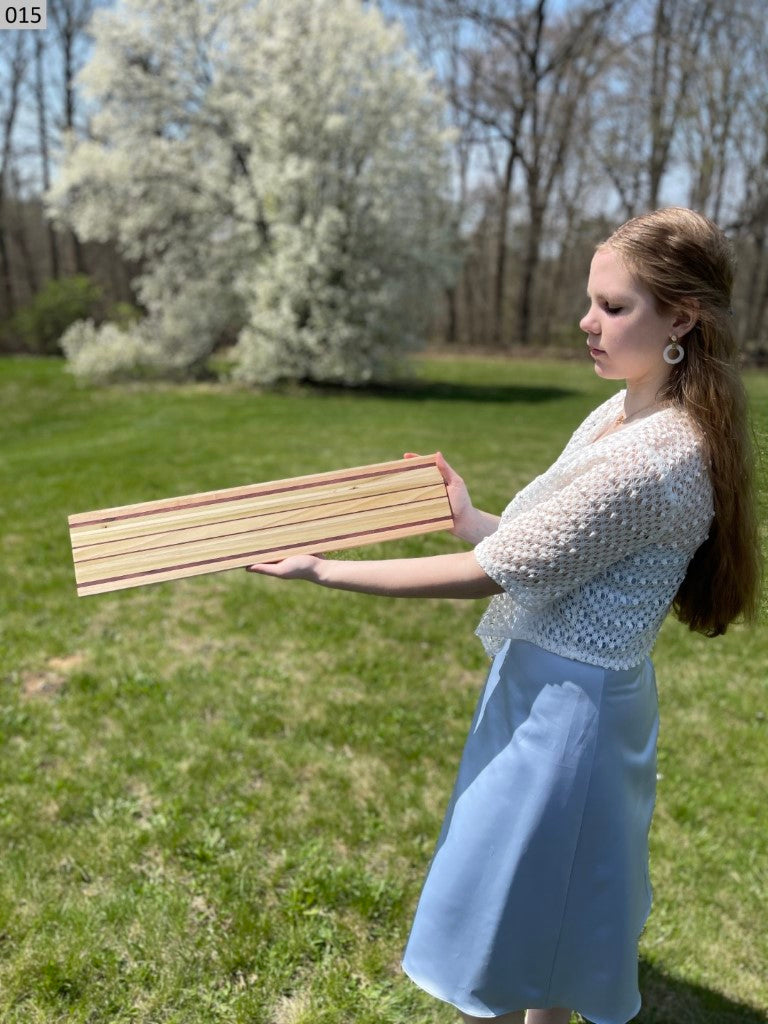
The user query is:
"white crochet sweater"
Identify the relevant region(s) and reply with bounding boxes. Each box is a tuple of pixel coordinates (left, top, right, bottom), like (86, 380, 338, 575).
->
(473, 389, 714, 670)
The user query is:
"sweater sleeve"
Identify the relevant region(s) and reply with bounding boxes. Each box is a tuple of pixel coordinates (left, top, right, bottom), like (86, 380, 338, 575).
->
(474, 451, 677, 611)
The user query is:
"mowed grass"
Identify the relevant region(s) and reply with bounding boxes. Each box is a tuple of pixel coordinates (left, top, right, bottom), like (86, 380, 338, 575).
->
(0, 354, 766, 1024)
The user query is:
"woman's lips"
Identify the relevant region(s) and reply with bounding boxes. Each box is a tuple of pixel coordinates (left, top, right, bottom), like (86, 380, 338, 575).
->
(589, 346, 605, 356)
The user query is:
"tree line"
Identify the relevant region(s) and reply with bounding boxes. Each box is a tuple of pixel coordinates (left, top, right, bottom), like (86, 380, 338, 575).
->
(1, 0, 767, 371)
(393, 0, 768, 358)
(0, 1, 136, 336)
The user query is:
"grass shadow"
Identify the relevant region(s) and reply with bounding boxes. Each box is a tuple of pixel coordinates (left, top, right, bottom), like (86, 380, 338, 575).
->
(626, 958, 768, 1023)
(300, 379, 577, 404)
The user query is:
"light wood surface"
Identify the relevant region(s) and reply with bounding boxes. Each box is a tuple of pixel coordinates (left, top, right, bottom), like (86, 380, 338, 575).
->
(68, 455, 453, 596)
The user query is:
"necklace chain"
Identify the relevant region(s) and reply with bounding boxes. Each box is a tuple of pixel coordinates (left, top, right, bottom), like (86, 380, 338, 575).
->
(615, 400, 661, 426)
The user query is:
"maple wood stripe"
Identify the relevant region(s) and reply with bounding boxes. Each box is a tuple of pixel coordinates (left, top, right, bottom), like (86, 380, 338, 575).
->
(75, 515, 454, 590)
(71, 481, 443, 553)
(73, 492, 445, 566)
(70, 462, 435, 528)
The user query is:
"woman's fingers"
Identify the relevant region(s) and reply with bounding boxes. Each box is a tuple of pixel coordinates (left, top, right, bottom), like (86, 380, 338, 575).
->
(245, 554, 324, 580)
(245, 562, 290, 576)
(404, 450, 455, 479)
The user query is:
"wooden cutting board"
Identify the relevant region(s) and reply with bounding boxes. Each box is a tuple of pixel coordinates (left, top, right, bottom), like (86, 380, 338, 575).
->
(68, 454, 453, 596)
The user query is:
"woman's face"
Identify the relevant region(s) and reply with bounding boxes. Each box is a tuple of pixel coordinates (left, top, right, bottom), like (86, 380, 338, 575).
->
(579, 247, 683, 388)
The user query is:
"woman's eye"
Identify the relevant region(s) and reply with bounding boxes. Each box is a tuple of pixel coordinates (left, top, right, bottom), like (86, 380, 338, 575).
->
(603, 303, 623, 315)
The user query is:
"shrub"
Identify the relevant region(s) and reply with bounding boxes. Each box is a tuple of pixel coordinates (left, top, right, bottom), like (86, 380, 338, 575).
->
(11, 275, 103, 354)
(107, 301, 143, 329)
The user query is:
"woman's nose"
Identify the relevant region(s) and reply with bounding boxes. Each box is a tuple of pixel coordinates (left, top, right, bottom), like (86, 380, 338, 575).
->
(580, 306, 598, 335)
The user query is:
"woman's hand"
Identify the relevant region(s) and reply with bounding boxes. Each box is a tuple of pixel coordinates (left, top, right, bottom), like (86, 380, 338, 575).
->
(245, 554, 324, 581)
(404, 451, 500, 544)
(403, 450, 473, 537)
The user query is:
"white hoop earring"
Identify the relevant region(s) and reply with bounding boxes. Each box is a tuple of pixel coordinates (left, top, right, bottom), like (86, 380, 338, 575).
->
(663, 334, 685, 365)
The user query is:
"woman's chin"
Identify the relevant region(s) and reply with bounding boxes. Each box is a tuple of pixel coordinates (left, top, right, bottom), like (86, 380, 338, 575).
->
(593, 362, 620, 380)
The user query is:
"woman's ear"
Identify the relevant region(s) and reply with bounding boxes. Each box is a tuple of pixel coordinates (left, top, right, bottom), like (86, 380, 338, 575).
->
(672, 302, 699, 339)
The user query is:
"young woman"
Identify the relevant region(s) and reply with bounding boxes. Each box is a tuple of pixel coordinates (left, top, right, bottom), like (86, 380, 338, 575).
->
(246, 207, 762, 1024)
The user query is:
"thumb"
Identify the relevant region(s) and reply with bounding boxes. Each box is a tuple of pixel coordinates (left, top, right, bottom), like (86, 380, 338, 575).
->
(434, 450, 451, 475)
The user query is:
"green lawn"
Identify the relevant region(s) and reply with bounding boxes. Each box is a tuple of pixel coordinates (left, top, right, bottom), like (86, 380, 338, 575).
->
(0, 355, 766, 1024)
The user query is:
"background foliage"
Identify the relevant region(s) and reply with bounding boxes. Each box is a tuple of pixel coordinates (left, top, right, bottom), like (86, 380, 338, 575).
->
(4, 0, 768, 372)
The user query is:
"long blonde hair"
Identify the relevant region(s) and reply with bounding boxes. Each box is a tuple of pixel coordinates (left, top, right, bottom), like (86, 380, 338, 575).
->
(601, 207, 762, 636)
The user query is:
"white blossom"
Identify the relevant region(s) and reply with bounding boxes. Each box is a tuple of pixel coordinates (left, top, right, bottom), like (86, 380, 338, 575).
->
(48, 0, 454, 384)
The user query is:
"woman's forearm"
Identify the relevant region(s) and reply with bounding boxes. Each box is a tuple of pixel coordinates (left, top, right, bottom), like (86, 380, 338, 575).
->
(247, 549, 503, 599)
(315, 550, 502, 599)
(452, 507, 501, 545)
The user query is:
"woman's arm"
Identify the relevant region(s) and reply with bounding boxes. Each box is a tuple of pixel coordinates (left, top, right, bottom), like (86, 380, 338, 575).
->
(246, 550, 503, 600)
(246, 452, 505, 599)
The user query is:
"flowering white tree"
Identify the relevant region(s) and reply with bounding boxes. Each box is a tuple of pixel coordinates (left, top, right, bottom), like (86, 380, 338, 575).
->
(48, 0, 454, 384)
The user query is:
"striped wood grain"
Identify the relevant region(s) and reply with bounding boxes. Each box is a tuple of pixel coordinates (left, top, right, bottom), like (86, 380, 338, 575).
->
(68, 455, 453, 596)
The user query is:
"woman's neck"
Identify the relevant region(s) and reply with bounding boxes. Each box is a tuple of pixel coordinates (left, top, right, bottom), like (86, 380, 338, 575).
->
(623, 373, 670, 419)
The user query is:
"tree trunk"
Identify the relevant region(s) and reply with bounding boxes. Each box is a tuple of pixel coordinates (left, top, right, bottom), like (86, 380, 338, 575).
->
(648, 0, 673, 208)
(754, 260, 768, 349)
(462, 251, 477, 345)
(60, 6, 86, 273)
(10, 168, 39, 295)
(517, 194, 543, 347)
(0, 209, 14, 320)
(35, 35, 59, 279)
(0, 35, 27, 319)
(444, 282, 458, 344)
(740, 229, 766, 345)
(492, 143, 516, 348)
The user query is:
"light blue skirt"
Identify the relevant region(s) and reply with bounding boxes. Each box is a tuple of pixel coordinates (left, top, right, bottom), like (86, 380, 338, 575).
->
(402, 639, 658, 1024)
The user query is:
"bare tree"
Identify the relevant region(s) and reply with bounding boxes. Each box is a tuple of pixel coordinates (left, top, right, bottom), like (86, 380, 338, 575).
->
(474, 37, 523, 347)
(537, 92, 607, 347)
(681, 12, 746, 221)
(48, 0, 96, 274)
(396, 2, 488, 344)
(35, 34, 60, 279)
(514, 2, 626, 347)
(592, 60, 648, 221)
(728, 3, 768, 354)
(395, 0, 629, 346)
(9, 164, 39, 295)
(734, 148, 768, 353)
(465, 1, 623, 345)
(647, 0, 716, 208)
(592, 0, 717, 216)
(0, 34, 29, 320)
